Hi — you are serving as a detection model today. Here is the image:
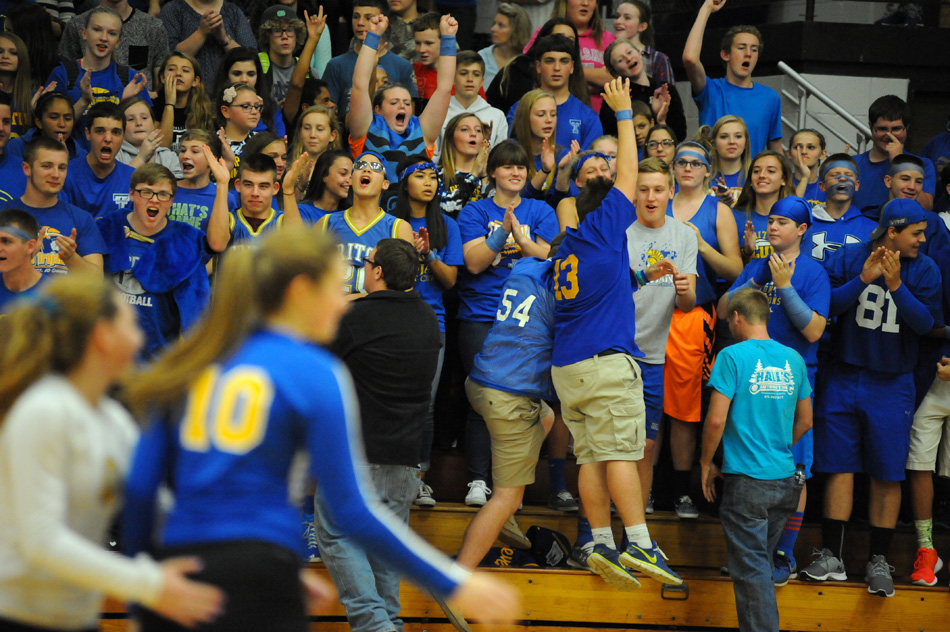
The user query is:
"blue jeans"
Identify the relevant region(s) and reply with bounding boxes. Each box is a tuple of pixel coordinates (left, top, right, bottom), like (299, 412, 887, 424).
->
(313, 464, 420, 632)
(458, 320, 493, 482)
(719, 473, 803, 632)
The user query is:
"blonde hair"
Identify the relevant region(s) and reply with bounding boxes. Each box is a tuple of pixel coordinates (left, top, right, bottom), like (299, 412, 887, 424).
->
(0, 275, 119, 421)
(290, 105, 342, 163)
(551, 0, 607, 47)
(638, 156, 674, 189)
(512, 89, 556, 180)
(439, 112, 484, 188)
(122, 226, 340, 414)
(705, 115, 752, 187)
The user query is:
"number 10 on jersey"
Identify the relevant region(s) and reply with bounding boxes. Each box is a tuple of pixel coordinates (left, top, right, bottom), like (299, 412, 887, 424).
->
(554, 255, 579, 300)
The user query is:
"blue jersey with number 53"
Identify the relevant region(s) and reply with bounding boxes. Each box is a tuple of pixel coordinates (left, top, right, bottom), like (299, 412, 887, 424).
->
(469, 257, 557, 401)
(826, 241, 942, 374)
(319, 209, 406, 293)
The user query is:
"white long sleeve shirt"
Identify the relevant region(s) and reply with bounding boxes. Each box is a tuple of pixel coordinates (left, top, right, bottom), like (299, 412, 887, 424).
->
(0, 375, 163, 629)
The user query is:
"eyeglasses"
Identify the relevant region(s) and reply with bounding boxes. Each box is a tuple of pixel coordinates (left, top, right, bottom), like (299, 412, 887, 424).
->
(362, 256, 380, 268)
(646, 139, 675, 149)
(872, 125, 905, 135)
(353, 160, 386, 173)
(134, 188, 173, 202)
(272, 27, 295, 36)
(675, 159, 705, 170)
(230, 103, 264, 112)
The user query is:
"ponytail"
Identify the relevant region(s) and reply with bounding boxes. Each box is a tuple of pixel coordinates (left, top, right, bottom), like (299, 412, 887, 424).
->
(0, 275, 118, 422)
(122, 226, 341, 416)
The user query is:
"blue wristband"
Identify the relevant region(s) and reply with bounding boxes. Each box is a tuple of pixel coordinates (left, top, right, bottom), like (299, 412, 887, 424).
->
(440, 35, 457, 56)
(776, 285, 814, 331)
(634, 269, 648, 288)
(727, 277, 760, 300)
(616, 109, 633, 122)
(364, 32, 381, 51)
(485, 228, 509, 252)
(426, 250, 441, 263)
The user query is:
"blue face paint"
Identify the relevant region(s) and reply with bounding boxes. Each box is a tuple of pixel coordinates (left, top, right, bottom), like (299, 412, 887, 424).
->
(828, 176, 856, 199)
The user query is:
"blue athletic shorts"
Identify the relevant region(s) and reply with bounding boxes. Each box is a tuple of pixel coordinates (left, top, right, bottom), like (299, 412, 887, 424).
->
(813, 362, 914, 481)
(640, 361, 664, 442)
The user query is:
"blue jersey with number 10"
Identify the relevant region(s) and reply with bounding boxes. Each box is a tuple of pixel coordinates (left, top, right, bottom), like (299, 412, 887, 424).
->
(319, 209, 406, 294)
(122, 329, 467, 598)
(470, 257, 557, 401)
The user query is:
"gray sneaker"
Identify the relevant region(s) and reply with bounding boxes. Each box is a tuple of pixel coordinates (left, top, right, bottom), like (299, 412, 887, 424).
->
(645, 491, 654, 514)
(548, 490, 579, 512)
(799, 548, 848, 582)
(568, 542, 593, 570)
(674, 495, 699, 519)
(866, 555, 895, 597)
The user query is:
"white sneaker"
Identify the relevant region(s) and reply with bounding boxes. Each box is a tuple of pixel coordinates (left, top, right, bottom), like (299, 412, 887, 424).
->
(465, 480, 490, 506)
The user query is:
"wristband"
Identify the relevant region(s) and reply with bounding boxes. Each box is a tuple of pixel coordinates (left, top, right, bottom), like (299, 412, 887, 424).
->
(223, 36, 233, 47)
(425, 250, 440, 263)
(540, 166, 551, 175)
(440, 35, 457, 56)
(164, 104, 175, 108)
(364, 32, 381, 51)
(634, 269, 648, 288)
(485, 227, 509, 252)
(616, 109, 633, 122)
(776, 285, 814, 331)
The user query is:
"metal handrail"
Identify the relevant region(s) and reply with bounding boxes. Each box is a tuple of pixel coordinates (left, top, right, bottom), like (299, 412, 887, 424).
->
(777, 61, 872, 152)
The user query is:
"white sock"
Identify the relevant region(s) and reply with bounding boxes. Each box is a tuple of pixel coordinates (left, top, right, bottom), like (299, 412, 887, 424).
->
(592, 527, 616, 549)
(625, 523, 652, 549)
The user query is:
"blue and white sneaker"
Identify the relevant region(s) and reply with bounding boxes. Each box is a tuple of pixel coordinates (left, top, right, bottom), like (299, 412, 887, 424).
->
(587, 544, 641, 591)
(773, 551, 797, 586)
(303, 514, 321, 563)
(620, 541, 683, 585)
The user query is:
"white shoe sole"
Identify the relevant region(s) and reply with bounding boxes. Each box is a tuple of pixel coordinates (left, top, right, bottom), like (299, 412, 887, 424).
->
(800, 569, 847, 581)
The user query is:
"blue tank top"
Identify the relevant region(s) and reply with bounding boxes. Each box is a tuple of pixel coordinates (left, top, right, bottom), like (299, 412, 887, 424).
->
(319, 208, 407, 293)
(668, 195, 721, 305)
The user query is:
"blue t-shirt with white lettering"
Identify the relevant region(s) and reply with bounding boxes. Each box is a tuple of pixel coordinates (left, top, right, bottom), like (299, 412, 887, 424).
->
(62, 157, 135, 217)
(457, 197, 558, 322)
(552, 187, 641, 366)
(170, 182, 216, 231)
(707, 338, 811, 480)
(695, 78, 782, 154)
(0, 198, 106, 273)
(408, 214, 463, 332)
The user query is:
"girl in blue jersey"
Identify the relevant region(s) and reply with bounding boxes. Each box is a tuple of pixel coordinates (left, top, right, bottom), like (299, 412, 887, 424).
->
(348, 14, 457, 183)
(46, 7, 150, 120)
(0, 275, 223, 631)
(704, 115, 752, 207)
(301, 149, 352, 218)
(734, 150, 797, 263)
(456, 139, 559, 505)
(121, 227, 519, 631)
(391, 156, 464, 501)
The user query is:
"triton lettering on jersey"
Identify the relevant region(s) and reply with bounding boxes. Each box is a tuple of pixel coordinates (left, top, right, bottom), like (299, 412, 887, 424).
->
(810, 231, 862, 261)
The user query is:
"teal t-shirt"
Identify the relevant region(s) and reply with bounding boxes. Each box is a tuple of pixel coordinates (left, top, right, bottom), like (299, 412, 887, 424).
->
(707, 338, 811, 480)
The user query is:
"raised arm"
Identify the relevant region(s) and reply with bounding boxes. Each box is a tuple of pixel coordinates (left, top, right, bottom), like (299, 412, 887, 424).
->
(280, 154, 311, 229)
(601, 77, 637, 201)
(420, 14, 459, 146)
(683, 0, 726, 97)
(349, 15, 389, 142)
(283, 8, 326, 122)
(205, 146, 233, 252)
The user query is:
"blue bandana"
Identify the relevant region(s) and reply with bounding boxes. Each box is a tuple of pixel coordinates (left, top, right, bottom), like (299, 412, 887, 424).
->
(571, 153, 611, 180)
(769, 196, 812, 226)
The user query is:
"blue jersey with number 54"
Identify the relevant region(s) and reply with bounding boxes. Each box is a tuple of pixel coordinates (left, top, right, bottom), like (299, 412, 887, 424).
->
(826, 241, 942, 374)
(469, 257, 557, 401)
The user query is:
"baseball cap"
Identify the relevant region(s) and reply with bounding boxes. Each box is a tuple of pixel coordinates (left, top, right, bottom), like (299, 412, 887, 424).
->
(868, 198, 929, 240)
(768, 195, 812, 227)
(260, 4, 296, 24)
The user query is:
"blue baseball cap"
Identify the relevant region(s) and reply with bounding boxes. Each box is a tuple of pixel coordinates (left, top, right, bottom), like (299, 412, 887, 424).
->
(869, 198, 929, 240)
(769, 196, 812, 227)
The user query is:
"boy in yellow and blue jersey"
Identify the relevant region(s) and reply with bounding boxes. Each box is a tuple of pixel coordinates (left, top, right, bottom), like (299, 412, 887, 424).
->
(229, 153, 284, 247)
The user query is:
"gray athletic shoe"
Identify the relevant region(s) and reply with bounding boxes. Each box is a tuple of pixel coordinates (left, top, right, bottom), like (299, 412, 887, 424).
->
(674, 495, 699, 519)
(799, 548, 848, 582)
(866, 555, 896, 597)
(568, 543, 593, 570)
(548, 490, 579, 512)
(645, 491, 654, 514)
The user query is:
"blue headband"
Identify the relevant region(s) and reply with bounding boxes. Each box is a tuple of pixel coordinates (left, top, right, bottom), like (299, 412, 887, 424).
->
(769, 196, 812, 226)
(0, 224, 35, 242)
(398, 161, 438, 182)
(819, 159, 856, 180)
(888, 161, 925, 177)
(571, 152, 611, 180)
(673, 149, 710, 168)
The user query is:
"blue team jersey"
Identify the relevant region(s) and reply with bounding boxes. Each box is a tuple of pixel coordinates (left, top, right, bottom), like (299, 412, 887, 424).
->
(0, 150, 27, 203)
(470, 257, 557, 401)
(552, 187, 642, 366)
(0, 198, 107, 274)
(707, 338, 811, 480)
(297, 203, 328, 225)
(407, 214, 463, 332)
(695, 78, 782, 154)
(456, 197, 559, 322)
(229, 208, 284, 247)
(804, 205, 876, 263)
(851, 151, 936, 210)
(730, 254, 830, 369)
(318, 208, 406, 294)
(506, 94, 603, 151)
(668, 195, 722, 305)
(733, 208, 772, 260)
(826, 241, 942, 374)
(47, 60, 153, 111)
(170, 182, 217, 231)
(62, 157, 135, 217)
(0, 274, 49, 311)
(121, 329, 467, 597)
